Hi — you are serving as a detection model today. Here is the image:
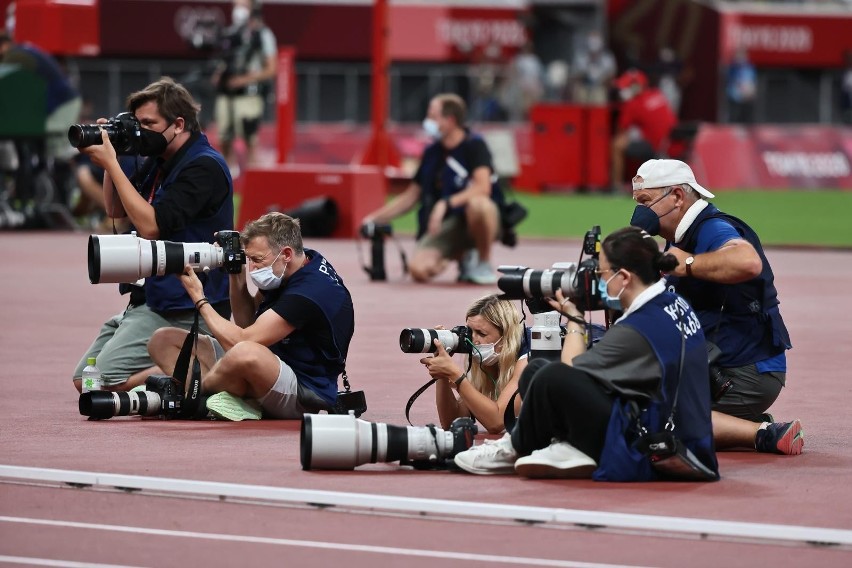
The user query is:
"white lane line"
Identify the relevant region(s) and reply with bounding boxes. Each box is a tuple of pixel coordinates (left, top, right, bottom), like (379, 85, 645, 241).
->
(0, 516, 647, 568)
(0, 556, 143, 568)
(1, 464, 850, 548)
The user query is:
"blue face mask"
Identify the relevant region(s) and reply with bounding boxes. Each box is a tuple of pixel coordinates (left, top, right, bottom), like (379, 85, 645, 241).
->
(629, 189, 675, 236)
(598, 271, 625, 311)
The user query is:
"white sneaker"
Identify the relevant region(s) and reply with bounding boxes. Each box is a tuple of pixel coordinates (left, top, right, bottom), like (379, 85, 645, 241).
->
(453, 432, 518, 475)
(514, 440, 597, 479)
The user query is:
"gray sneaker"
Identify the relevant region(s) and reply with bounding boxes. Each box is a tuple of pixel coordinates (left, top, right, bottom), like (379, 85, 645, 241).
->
(463, 260, 498, 285)
(457, 249, 479, 282)
(453, 432, 518, 475)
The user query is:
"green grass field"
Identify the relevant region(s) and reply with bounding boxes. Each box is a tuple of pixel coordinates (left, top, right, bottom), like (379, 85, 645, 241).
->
(388, 190, 852, 248)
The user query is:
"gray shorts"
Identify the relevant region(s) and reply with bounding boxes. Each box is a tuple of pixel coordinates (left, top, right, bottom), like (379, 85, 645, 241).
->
(207, 337, 331, 419)
(73, 303, 222, 386)
(712, 363, 785, 421)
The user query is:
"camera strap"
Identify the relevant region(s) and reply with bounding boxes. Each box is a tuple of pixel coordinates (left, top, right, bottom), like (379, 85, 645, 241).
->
(172, 309, 206, 419)
(404, 378, 438, 427)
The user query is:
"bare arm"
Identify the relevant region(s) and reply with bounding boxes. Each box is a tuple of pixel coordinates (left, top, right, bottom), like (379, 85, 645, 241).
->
(547, 291, 587, 366)
(83, 130, 158, 237)
(445, 166, 492, 208)
(667, 240, 762, 283)
(362, 182, 421, 225)
(427, 341, 526, 434)
(180, 266, 293, 351)
(228, 269, 260, 328)
(101, 171, 127, 218)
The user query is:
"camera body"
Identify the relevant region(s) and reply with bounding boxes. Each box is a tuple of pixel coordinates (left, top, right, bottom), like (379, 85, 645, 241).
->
(68, 112, 142, 154)
(399, 325, 473, 355)
(144, 374, 186, 419)
(215, 230, 246, 274)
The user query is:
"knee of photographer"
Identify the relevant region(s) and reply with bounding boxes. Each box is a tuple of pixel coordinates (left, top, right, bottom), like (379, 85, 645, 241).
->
(72, 77, 234, 393)
(157, 212, 355, 421)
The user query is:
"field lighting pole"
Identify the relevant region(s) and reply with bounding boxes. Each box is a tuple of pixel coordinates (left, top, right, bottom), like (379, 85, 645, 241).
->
(361, 0, 397, 171)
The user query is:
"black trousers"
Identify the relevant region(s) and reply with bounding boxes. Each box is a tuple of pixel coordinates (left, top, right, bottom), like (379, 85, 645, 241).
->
(511, 358, 614, 462)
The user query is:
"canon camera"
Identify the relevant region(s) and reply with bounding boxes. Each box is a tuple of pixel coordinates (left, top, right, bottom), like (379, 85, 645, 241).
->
(68, 112, 143, 154)
(88, 230, 245, 284)
(399, 325, 473, 355)
(497, 226, 603, 312)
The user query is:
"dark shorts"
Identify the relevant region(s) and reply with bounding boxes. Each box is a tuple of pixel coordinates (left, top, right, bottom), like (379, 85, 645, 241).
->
(712, 363, 785, 421)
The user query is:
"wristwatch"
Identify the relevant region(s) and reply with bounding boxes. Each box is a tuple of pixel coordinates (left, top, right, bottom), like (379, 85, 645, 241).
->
(685, 256, 695, 277)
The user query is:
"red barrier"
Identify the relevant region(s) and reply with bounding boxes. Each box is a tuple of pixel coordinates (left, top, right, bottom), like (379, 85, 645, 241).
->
(276, 47, 296, 164)
(237, 165, 387, 237)
(15, 0, 100, 56)
(690, 124, 852, 190)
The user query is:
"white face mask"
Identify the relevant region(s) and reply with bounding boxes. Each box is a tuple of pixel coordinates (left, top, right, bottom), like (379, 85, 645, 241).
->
(473, 337, 502, 366)
(232, 5, 250, 26)
(422, 118, 441, 140)
(249, 250, 287, 290)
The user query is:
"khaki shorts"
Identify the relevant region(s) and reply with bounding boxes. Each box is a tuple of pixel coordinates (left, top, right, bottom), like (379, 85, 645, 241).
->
(215, 94, 264, 143)
(416, 211, 502, 260)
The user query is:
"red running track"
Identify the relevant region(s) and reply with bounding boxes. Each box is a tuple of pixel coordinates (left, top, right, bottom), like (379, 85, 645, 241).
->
(1, 232, 851, 567)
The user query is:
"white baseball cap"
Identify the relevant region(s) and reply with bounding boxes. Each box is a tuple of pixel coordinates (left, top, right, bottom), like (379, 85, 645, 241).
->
(632, 159, 715, 199)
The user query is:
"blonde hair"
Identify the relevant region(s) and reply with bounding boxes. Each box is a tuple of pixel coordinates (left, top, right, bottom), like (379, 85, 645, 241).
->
(464, 295, 523, 400)
(241, 212, 304, 255)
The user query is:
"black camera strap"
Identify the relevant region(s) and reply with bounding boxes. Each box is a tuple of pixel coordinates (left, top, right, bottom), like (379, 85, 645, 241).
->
(404, 378, 439, 427)
(172, 309, 206, 419)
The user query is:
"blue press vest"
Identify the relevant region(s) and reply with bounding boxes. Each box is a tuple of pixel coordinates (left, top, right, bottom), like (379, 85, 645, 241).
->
(260, 249, 354, 405)
(672, 204, 791, 367)
(142, 134, 234, 312)
(415, 134, 504, 239)
(593, 291, 719, 482)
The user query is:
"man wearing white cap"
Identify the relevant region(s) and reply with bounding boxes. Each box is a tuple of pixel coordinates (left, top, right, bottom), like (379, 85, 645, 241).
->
(629, 159, 803, 456)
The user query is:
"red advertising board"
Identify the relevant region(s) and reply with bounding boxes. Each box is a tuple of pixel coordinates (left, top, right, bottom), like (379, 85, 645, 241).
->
(720, 11, 852, 67)
(690, 124, 852, 190)
(94, 1, 526, 61)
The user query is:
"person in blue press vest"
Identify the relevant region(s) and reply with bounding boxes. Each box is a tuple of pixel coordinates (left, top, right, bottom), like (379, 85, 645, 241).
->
(453, 227, 719, 480)
(629, 159, 802, 456)
(148, 212, 355, 421)
(361, 93, 505, 285)
(72, 77, 233, 394)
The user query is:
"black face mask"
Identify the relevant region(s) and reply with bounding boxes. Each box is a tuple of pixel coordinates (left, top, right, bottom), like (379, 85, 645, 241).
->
(139, 123, 175, 157)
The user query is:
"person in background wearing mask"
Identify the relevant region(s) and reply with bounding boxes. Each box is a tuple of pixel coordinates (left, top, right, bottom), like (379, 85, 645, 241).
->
(610, 69, 677, 194)
(147, 212, 354, 421)
(454, 227, 719, 480)
(571, 31, 617, 105)
(72, 77, 234, 394)
(629, 159, 802, 456)
(420, 295, 528, 434)
(211, 0, 277, 173)
(361, 93, 504, 284)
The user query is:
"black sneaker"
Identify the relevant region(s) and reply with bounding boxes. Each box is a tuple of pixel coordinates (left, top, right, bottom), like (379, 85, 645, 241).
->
(755, 419, 804, 455)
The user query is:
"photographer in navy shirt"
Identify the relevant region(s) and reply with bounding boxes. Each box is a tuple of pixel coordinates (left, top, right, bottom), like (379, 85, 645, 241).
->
(148, 212, 354, 420)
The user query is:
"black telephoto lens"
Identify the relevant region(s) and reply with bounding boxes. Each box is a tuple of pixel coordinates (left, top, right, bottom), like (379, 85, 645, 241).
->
(68, 124, 107, 149)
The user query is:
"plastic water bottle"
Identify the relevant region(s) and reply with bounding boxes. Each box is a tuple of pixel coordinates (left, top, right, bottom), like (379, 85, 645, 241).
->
(81, 357, 103, 393)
